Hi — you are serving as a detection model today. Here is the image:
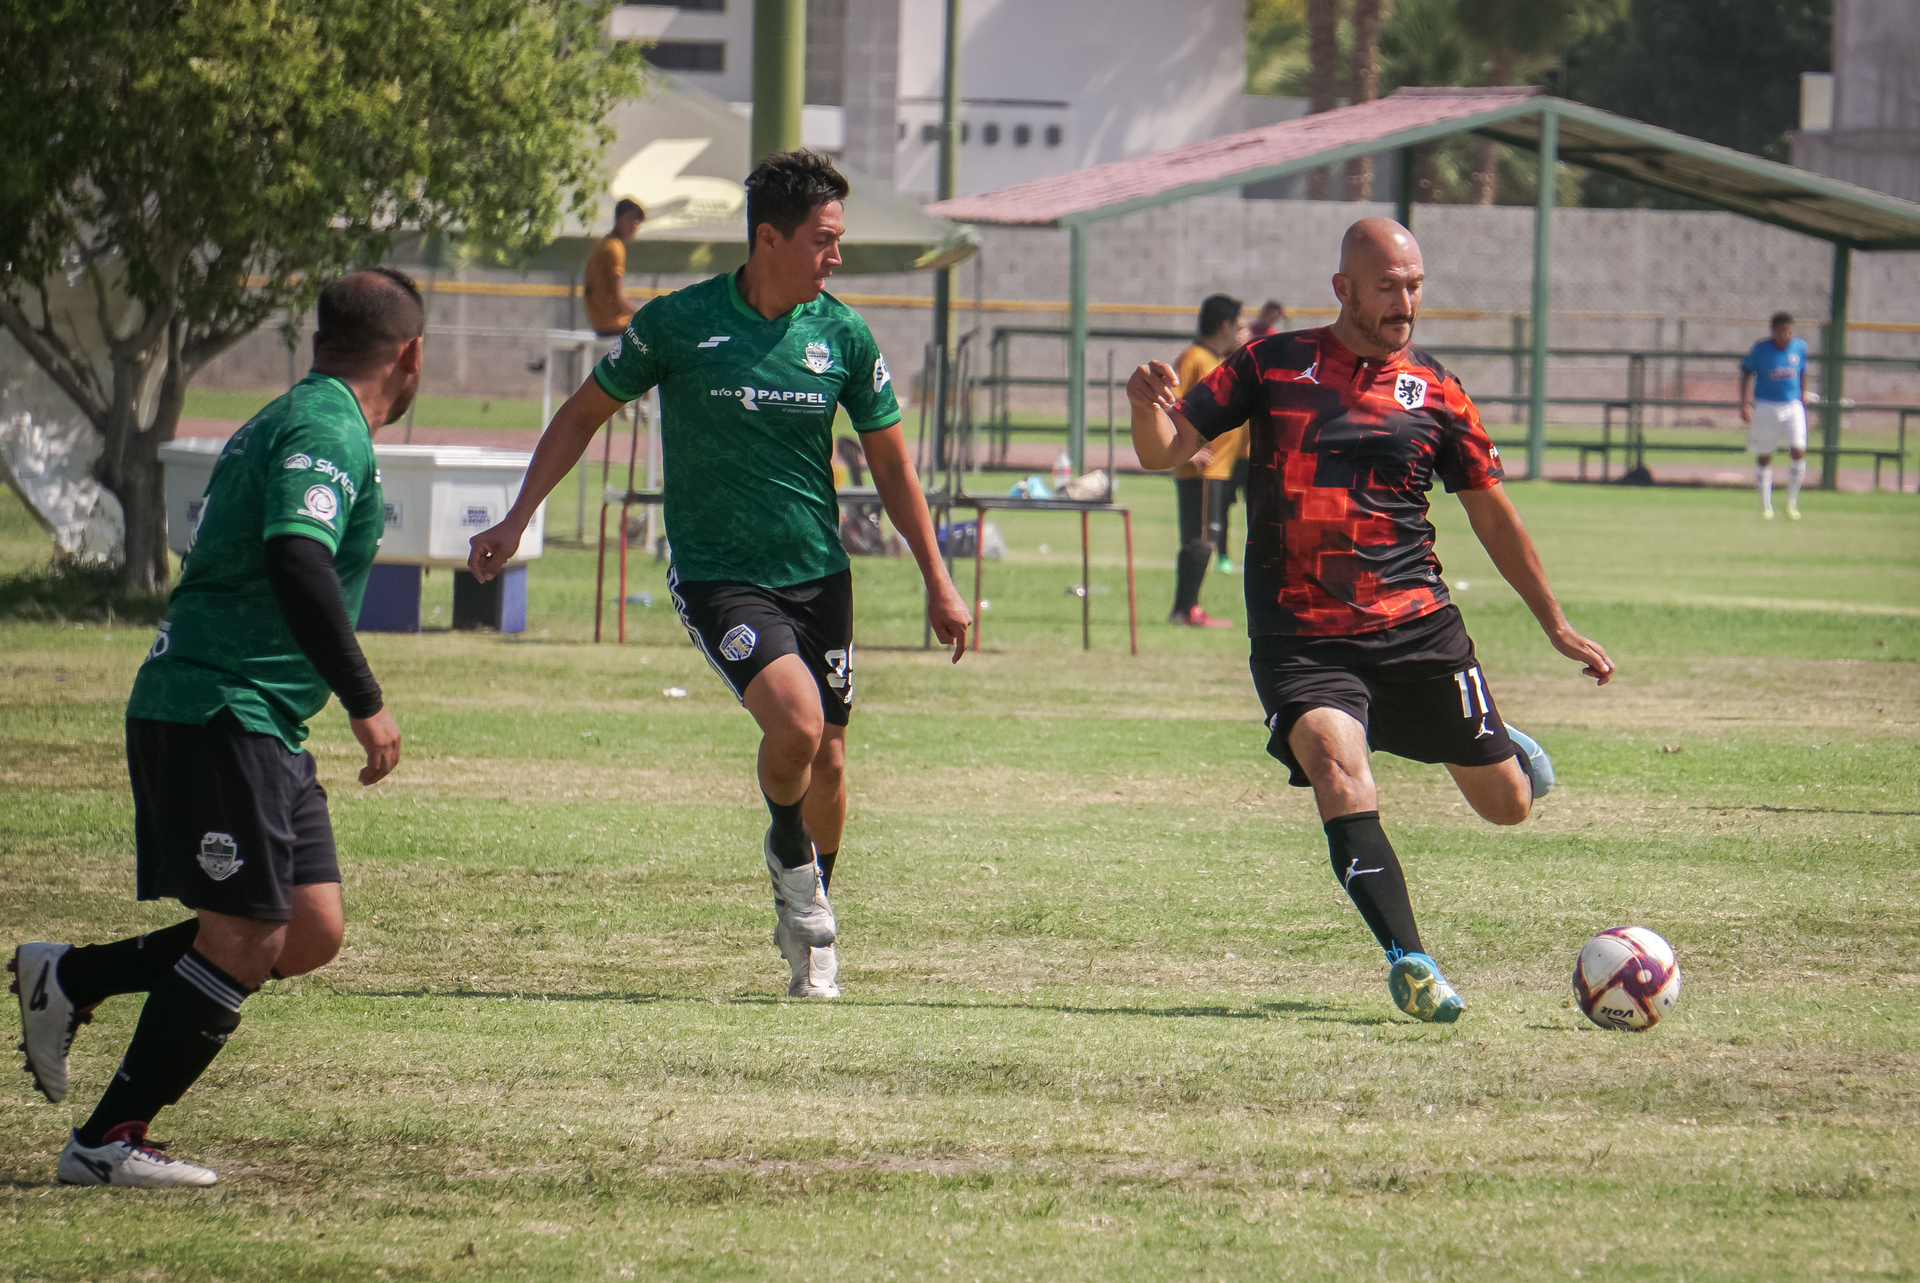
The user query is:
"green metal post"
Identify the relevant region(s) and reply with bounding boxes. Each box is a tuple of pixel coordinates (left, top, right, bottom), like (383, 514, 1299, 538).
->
(929, 0, 961, 471)
(1527, 110, 1557, 482)
(1068, 223, 1088, 475)
(1395, 148, 1414, 229)
(1820, 241, 1851, 491)
(751, 0, 805, 161)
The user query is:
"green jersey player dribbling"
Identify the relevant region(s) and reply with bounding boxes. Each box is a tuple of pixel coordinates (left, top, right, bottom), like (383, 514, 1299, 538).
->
(469, 151, 971, 998)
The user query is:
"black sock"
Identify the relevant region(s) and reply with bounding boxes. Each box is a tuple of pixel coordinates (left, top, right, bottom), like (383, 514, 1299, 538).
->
(816, 849, 837, 895)
(1324, 811, 1424, 961)
(75, 949, 248, 1147)
(764, 793, 813, 868)
(56, 919, 200, 1011)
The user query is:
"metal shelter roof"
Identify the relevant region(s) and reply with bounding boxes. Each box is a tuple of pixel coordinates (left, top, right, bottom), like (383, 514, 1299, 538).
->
(929, 88, 1920, 250)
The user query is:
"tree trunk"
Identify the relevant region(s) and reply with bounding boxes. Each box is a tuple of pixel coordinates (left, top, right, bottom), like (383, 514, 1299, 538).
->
(112, 418, 171, 595)
(95, 329, 189, 596)
(1345, 0, 1390, 201)
(1472, 46, 1517, 205)
(1306, 0, 1342, 201)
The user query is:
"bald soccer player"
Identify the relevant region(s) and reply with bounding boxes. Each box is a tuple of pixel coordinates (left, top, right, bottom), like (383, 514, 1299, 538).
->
(13, 270, 415, 1184)
(1128, 219, 1612, 1023)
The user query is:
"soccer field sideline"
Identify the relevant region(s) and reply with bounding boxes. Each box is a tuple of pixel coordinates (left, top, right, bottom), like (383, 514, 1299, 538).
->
(2, 480, 1917, 1280)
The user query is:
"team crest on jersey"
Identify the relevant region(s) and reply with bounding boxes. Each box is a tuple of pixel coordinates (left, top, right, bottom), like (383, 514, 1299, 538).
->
(1393, 374, 1428, 410)
(607, 335, 622, 363)
(874, 354, 891, 392)
(719, 624, 757, 662)
(803, 341, 833, 374)
(197, 832, 244, 882)
(299, 484, 339, 527)
(284, 453, 313, 470)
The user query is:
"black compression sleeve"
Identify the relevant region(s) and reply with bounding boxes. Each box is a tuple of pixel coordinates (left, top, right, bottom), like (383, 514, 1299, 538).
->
(263, 534, 384, 719)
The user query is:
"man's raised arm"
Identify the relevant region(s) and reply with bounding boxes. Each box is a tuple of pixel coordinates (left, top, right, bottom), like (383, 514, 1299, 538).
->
(1128, 360, 1207, 471)
(468, 377, 627, 582)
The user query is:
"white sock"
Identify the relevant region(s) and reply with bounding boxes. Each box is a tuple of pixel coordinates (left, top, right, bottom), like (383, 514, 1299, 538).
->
(1787, 459, 1806, 506)
(1756, 463, 1774, 510)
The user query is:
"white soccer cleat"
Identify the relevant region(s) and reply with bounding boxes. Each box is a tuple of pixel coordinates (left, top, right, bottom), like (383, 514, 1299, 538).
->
(774, 920, 841, 998)
(765, 836, 836, 949)
(57, 1125, 217, 1188)
(11, 942, 85, 1103)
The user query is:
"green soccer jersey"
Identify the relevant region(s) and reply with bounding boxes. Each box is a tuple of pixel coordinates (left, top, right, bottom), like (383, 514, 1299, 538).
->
(592, 271, 902, 587)
(128, 373, 384, 752)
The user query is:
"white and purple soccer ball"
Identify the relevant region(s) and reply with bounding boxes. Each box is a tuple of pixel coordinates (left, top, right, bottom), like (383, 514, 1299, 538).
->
(1573, 926, 1681, 1031)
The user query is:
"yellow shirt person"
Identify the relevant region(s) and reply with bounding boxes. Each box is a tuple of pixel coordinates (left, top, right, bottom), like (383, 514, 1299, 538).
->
(584, 200, 645, 336)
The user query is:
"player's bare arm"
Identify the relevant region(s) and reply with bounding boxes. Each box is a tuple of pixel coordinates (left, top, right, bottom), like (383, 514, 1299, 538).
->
(1127, 360, 1207, 470)
(468, 377, 627, 581)
(1738, 369, 1754, 424)
(1456, 484, 1613, 685)
(861, 425, 973, 660)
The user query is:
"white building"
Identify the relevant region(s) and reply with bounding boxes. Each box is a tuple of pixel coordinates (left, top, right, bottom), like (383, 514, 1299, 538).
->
(608, 0, 1250, 197)
(1791, 0, 1920, 203)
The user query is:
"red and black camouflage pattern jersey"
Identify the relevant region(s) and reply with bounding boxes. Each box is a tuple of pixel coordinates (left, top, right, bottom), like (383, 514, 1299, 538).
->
(1176, 327, 1503, 638)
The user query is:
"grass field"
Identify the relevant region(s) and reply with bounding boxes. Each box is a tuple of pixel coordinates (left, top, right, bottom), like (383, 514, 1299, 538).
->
(2, 474, 1917, 1280)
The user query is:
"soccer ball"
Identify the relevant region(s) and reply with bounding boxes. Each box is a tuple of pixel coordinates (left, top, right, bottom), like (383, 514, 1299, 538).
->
(1572, 926, 1680, 1031)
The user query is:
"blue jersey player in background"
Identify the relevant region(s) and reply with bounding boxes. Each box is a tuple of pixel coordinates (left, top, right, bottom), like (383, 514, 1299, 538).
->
(1739, 312, 1811, 520)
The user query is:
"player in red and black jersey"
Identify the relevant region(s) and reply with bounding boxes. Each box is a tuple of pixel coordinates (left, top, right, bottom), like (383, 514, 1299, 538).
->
(1129, 218, 1613, 1023)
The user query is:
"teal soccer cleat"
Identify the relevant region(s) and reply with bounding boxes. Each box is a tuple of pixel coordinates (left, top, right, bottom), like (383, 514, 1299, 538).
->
(1388, 952, 1463, 1023)
(1505, 725, 1554, 799)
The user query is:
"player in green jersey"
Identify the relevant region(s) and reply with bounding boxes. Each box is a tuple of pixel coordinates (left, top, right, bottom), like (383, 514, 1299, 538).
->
(10, 270, 417, 1187)
(469, 151, 971, 999)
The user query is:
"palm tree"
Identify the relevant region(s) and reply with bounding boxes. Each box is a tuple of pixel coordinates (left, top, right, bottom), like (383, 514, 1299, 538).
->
(1344, 0, 1393, 200)
(1305, 0, 1342, 199)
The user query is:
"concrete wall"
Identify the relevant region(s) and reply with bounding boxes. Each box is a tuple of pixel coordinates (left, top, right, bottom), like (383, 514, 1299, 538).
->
(194, 201, 1920, 431)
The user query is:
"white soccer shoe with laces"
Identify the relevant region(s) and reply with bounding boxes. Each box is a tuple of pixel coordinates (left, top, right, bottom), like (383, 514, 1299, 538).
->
(11, 942, 87, 1103)
(765, 837, 837, 949)
(57, 1125, 217, 1188)
(774, 920, 841, 998)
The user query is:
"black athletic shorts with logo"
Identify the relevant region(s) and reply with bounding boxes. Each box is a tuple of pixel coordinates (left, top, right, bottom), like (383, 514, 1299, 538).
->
(127, 709, 341, 922)
(669, 567, 855, 726)
(1250, 605, 1519, 787)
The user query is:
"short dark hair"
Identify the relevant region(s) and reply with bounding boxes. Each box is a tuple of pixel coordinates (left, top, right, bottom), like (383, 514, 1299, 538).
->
(614, 198, 645, 224)
(1259, 299, 1284, 314)
(1198, 293, 1242, 338)
(744, 150, 850, 248)
(314, 268, 425, 370)
(1770, 311, 1794, 329)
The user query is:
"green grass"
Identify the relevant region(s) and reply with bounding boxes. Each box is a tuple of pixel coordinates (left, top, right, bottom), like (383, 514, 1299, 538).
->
(184, 388, 551, 432)
(2, 477, 1918, 1280)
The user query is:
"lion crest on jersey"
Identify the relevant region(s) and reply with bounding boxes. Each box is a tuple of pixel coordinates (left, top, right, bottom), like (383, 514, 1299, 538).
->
(803, 342, 833, 374)
(1393, 374, 1428, 410)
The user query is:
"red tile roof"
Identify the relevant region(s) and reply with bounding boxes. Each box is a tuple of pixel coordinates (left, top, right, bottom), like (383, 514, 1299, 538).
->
(928, 89, 1543, 228)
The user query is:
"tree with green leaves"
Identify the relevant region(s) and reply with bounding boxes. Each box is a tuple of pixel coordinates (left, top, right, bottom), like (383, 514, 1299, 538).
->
(1564, 0, 1830, 206)
(0, 0, 646, 592)
(1453, 0, 1625, 203)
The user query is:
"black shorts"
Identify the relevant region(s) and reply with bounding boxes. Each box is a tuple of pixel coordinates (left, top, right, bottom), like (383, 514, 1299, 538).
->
(1250, 605, 1519, 787)
(128, 709, 340, 923)
(668, 567, 855, 726)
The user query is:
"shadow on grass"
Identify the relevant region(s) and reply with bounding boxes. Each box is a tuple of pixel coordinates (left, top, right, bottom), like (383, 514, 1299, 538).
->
(1702, 806, 1920, 817)
(0, 565, 167, 625)
(354, 987, 1384, 1025)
